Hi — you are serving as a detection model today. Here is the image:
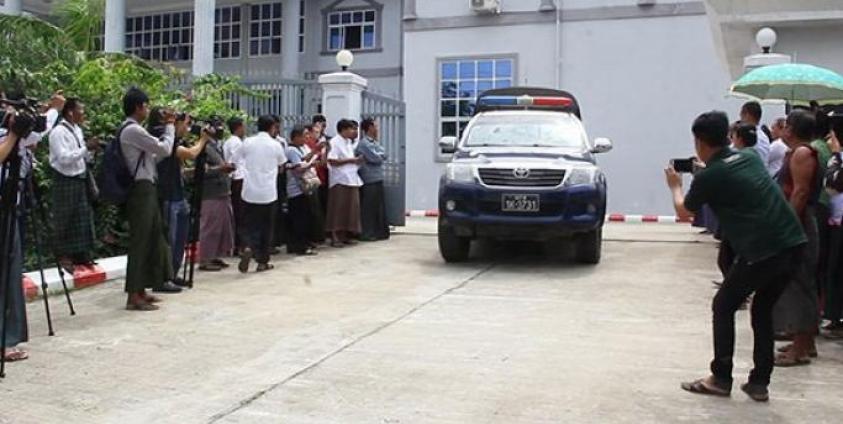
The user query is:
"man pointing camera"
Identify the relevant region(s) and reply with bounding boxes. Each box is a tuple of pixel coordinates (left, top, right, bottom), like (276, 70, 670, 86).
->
(665, 111, 806, 402)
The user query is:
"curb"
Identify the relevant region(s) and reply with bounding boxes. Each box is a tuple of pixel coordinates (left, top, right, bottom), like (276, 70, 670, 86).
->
(405, 210, 691, 224)
(22, 256, 127, 302)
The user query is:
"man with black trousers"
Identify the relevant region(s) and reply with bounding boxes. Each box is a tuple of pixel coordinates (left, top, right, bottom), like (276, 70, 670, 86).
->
(665, 111, 807, 402)
(232, 116, 287, 272)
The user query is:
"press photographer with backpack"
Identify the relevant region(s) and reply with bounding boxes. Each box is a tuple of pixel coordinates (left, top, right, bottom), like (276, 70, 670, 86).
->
(117, 88, 176, 311)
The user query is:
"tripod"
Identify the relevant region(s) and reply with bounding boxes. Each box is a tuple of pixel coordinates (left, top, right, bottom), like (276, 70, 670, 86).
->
(183, 151, 206, 289)
(24, 173, 77, 326)
(1, 134, 23, 378)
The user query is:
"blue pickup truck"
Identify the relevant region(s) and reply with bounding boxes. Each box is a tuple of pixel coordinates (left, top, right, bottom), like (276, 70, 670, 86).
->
(437, 87, 612, 264)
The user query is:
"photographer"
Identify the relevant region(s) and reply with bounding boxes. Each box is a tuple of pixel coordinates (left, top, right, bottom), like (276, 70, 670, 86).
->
(48, 98, 101, 272)
(197, 118, 235, 272)
(119, 88, 176, 311)
(151, 109, 209, 291)
(0, 111, 29, 363)
(666, 111, 806, 402)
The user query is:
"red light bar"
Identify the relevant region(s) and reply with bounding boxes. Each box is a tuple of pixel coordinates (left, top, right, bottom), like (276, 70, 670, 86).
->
(531, 96, 573, 107)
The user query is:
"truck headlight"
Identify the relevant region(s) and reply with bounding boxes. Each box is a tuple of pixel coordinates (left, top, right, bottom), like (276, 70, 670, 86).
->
(565, 167, 598, 186)
(445, 163, 475, 183)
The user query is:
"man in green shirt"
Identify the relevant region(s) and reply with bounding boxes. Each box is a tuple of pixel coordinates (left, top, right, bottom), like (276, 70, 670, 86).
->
(665, 111, 806, 402)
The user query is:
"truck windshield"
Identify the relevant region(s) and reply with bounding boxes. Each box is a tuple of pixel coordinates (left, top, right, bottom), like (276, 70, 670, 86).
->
(464, 114, 587, 148)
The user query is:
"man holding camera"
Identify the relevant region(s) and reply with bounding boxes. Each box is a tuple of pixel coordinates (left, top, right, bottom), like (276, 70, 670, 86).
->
(666, 111, 806, 402)
(48, 98, 100, 272)
(120, 88, 176, 311)
(0, 109, 31, 363)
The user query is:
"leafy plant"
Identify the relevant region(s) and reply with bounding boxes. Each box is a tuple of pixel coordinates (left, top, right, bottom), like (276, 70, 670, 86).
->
(54, 0, 106, 52)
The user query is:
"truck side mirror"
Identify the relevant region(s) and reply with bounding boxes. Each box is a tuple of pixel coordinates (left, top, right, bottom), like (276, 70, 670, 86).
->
(591, 137, 613, 154)
(439, 136, 458, 154)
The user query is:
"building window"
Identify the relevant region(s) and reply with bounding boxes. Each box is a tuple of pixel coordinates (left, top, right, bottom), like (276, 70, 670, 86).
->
(215, 6, 242, 59)
(439, 58, 514, 140)
(126, 11, 194, 62)
(298, 0, 305, 53)
(250, 2, 283, 57)
(327, 9, 376, 51)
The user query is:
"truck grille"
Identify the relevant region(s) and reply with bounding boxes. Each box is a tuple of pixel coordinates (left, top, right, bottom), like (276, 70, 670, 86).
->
(478, 168, 565, 187)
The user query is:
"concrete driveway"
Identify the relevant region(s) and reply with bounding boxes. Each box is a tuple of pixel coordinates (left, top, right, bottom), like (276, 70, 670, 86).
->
(1, 221, 842, 423)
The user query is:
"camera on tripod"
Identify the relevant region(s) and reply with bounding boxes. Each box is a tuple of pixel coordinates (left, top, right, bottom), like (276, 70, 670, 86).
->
(0, 97, 48, 139)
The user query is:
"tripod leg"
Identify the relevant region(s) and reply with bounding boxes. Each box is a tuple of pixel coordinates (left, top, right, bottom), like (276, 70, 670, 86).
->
(30, 177, 76, 316)
(56, 265, 76, 316)
(25, 181, 56, 335)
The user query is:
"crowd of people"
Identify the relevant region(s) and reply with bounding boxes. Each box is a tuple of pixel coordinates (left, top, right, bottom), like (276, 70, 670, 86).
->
(666, 101, 843, 402)
(0, 87, 391, 361)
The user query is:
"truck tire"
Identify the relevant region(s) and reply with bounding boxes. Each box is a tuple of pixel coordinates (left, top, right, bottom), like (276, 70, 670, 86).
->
(575, 228, 602, 265)
(438, 221, 470, 263)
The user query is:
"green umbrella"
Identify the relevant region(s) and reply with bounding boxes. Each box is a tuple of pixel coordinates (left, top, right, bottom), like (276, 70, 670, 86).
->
(730, 63, 843, 103)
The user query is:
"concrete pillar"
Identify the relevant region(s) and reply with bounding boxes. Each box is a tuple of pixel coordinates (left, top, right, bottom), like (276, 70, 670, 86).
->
(403, 0, 417, 20)
(281, 0, 301, 79)
(104, 0, 126, 53)
(318, 71, 368, 136)
(193, 0, 215, 76)
(2, 0, 22, 15)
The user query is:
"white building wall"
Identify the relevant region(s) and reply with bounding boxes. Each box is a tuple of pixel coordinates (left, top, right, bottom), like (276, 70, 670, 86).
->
(405, 12, 742, 214)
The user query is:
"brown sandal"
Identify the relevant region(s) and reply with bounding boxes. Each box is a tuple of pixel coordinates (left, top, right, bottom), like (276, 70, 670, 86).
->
(256, 263, 275, 272)
(681, 378, 731, 397)
(777, 343, 817, 358)
(126, 302, 160, 312)
(774, 352, 811, 367)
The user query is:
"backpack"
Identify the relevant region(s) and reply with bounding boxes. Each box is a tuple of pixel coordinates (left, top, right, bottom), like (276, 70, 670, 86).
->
(97, 122, 145, 205)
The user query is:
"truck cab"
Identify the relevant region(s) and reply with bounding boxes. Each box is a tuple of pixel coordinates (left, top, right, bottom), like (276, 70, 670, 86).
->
(437, 88, 612, 264)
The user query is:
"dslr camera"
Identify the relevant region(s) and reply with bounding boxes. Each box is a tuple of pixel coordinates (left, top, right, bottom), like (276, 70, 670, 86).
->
(189, 115, 225, 139)
(0, 97, 48, 139)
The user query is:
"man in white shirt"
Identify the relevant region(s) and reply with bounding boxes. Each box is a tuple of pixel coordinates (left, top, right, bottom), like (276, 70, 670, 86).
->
(326, 119, 364, 246)
(767, 117, 789, 177)
(231, 115, 287, 272)
(740, 101, 771, 166)
(223, 117, 247, 254)
(48, 98, 101, 270)
(271, 116, 289, 252)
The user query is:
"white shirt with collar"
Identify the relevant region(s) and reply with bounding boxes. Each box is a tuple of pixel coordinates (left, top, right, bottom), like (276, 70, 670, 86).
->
(767, 138, 789, 177)
(49, 119, 88, 177)
(232, 131, 288, 204)
(327, 134, 363, 188)
(223, 134, 245, 180)
(752, 124, 771, 166)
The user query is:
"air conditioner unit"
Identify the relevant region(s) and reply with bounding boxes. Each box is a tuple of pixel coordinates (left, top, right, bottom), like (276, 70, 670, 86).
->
(470, 0, 501, 14)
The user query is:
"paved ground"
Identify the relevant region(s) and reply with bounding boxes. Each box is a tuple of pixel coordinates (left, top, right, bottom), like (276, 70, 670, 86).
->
(1, 221, 842, 423)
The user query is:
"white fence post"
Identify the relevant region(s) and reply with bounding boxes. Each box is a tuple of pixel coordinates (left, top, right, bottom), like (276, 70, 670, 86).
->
(318, 72, 368, 135)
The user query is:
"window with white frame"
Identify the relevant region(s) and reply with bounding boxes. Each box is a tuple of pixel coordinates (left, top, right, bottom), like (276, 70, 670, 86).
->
(298, 0, 305, 53)
(126, 11, 194, 62)
(122, 7, 242, 62)
(249, 2, 283, 56)
(439, 58, 514, 140)
(327, 9, 376, 51)
(215, 6, 242, 59)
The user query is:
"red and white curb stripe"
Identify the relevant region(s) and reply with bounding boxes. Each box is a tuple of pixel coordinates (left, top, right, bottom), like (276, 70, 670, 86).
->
(22, 256, 127, 302)
(406, 210, 691, 224)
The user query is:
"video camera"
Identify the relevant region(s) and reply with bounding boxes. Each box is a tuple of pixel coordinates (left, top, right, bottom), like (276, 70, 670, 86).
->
(0, 97, 48, 139)
(189, 115, 225, 139)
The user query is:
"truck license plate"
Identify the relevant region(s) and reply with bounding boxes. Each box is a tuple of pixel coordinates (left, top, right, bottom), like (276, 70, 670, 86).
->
(501, 194, 540, 212)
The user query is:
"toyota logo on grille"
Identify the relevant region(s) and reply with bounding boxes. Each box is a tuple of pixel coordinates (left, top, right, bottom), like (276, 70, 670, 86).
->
(513, 168, 531, 179)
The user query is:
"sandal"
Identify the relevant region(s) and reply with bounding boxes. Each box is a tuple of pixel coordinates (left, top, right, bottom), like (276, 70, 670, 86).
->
(212, 259, 230, 269)
(777, 343, 818, 358)
(143, 295, 163, 304)
(775, 353, 811, 367)
(256, 263, 275, 273)
(238, 248, 253, 274)
(199, 263, 223, 272)
(680, 378, 731, 397)
(126, 302, 160, 312)
(2, 349, 29, 362)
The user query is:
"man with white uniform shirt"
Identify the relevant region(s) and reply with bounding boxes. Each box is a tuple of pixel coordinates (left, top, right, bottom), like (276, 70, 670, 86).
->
(223, 117, 247, 254)
(232, 115, 287, 273)
(48, 98, 101, 271)
(768, 117, 789, 176)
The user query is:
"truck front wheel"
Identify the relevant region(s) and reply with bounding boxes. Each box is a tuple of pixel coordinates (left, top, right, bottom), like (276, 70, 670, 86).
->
(575, 228, 602, 265)
(438, 220, 470, 263)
